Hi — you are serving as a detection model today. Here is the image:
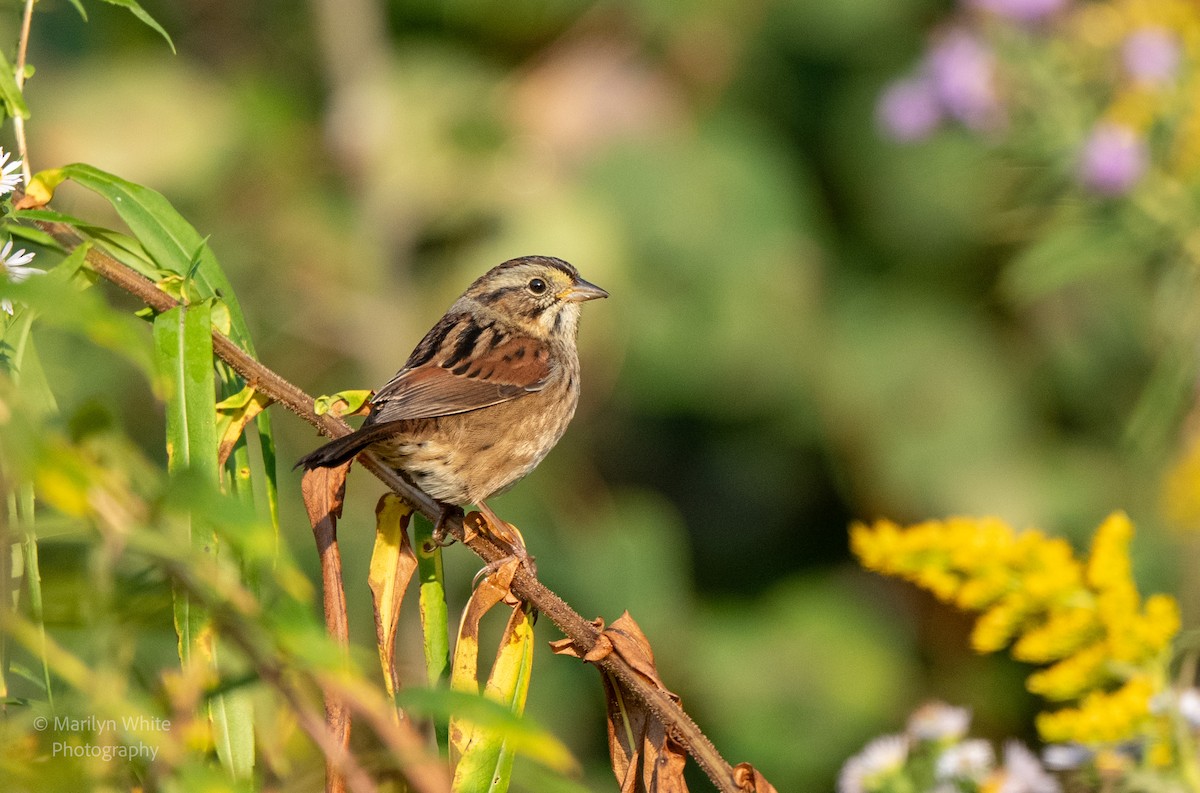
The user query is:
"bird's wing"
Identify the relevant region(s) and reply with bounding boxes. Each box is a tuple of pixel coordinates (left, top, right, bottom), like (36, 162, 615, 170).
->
(368, 332, 553, 423)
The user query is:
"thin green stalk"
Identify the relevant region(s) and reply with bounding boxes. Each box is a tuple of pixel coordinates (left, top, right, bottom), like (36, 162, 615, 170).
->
(1, 482, 11, 709)
(4, 312, 55, 708)
(19, 483, 51, 707)
(414, 515, 450, 756)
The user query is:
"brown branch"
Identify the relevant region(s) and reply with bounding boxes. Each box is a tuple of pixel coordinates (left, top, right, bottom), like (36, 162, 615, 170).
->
(33, 218, 746, 793)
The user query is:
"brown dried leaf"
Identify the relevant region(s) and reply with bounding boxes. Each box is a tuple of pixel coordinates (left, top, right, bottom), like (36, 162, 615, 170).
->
(459, 558, 519, 650)
(300, 463, 353, 790)
(643, 713, 688, 793)
(301, 465, 352, 646)
(301, 462, 348, 529)
(598, 612, 668, 689)
(554, 612, 689, 793)
(549, 618, 606, 659)
(450, 558, 520, 696)
(732, 762, 780, 793)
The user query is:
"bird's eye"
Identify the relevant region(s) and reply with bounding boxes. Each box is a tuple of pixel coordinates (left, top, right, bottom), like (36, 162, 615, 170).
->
(527, 277, 548, 295)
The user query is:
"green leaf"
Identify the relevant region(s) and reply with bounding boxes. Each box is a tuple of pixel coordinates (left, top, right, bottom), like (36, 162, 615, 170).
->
(65, 0, 88, 20)
(153, 302, 254, 777)
(210, 641, 255, 779)
(452, 605, 536, 793)
(314, 389, 374, 417)
(46, 171, 279, 779)
(20, 509, 53, 708)
(79, 226, 161, 279)
(5, 311, 57, 710)
(252, 409, 280, 544)
(5, 225, 62, 252)
(153, 302, 218, 479)
(415, 516, 451, 755)
(153, 300, 217, 662)
(400, 687, 577, 776)
(1001, 218, 1144, 302)
(13, 208, 93, 228)
(96, 0, 175, 53)
(55, 164, 249, 338)
(0, 48, 29, 120)
(0, 245, 156, 378)
(210, 300, 232, 335)
(58, 162, 281, 555)
(1126, 341, 1194, 457)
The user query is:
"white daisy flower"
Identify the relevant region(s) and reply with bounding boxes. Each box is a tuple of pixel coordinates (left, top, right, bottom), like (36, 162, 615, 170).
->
(1179, 688, 1200, 728)
(998, 741, 1062, 793)
(1041, 743, 1092, 771)
(936, 739, 995, 781)
(907, 701, 972, 742)
(1, 239, 40, 315)
(0, 148, 24, 195)
(838, 734, 909, 793)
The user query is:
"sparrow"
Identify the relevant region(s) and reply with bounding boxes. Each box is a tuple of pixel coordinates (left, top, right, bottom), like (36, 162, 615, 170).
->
(297, 255, 607, 551)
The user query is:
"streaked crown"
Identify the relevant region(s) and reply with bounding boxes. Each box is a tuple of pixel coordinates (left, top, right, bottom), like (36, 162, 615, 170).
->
(459, 256, 607, 339)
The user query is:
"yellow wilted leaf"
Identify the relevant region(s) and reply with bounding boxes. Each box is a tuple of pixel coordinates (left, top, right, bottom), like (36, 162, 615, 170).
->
(369, 494, 417, 701)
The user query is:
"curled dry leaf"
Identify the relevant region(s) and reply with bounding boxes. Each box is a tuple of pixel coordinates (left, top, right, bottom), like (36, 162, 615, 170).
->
(732, 762, 779, 793)
(551, 611, 690, 793)
(369, 493, 419, 702)
(301, 463, 348, 528)
(450, 557, 524, 766)
(452, 557, 523, 700)
(300, 463, 353, 793)
(215, 385, 272, 467)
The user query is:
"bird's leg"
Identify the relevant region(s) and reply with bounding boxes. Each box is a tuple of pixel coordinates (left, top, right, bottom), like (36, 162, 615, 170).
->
(474, 500, 536, 577)
(430, 503, 464, 548)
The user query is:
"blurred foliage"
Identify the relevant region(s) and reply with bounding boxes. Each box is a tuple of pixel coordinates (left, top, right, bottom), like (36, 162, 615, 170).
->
(2, 0, 1200, 790)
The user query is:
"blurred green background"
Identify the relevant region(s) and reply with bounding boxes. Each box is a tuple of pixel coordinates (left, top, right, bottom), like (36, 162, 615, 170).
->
(11, 0, 1194, 789)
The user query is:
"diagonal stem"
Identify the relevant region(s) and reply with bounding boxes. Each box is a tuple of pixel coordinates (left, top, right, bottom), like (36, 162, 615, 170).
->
(31, 217, 745, 793)
(13, 0, 35, 183)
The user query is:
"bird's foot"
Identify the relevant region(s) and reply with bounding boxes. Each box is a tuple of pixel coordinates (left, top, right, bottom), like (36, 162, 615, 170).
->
(469, 502, 537, 578)
(430, 504, 464, 548)
(472, 550, 538, 590)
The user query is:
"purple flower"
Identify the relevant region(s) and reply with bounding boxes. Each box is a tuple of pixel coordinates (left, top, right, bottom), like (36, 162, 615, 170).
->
(1078, 122, 1147, 195)
(927, 30, 1001, 130)
(1122, 27, 1181, 85)
(877, 76, 943, 141)
(969, 0, 1068, 23)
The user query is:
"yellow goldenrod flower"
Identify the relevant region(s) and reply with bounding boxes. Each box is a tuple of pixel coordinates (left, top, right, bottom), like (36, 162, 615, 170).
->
(956, 568, 1013, 610)
(1012, 607, 1099, 663)
(1085, 512, 1133, 592)
(1162, 434, 1200, 528)
(1035, 676, 1155, 744)
(971, 599, 1026, 654)
(851, 512, 1180, 750)
(1026, 643, 1109, 701)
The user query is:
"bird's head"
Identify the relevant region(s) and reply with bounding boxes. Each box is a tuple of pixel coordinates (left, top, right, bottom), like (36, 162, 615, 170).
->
(463, 255, 608, 339)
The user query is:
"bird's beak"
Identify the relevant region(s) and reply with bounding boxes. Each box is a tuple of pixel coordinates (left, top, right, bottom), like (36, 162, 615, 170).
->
(561, 278, 609, 302)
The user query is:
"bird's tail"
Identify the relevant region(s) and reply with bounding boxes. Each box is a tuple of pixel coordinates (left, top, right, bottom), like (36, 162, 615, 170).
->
(294, 422, 401, 470)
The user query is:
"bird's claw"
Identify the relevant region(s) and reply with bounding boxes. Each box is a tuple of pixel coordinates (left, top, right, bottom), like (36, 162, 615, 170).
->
(472, 552, 538, 590)
(430, 504, 464, 549)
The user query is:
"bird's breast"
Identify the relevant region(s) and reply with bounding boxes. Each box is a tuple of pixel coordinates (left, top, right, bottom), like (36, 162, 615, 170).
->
(369, 369, 579, 504)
